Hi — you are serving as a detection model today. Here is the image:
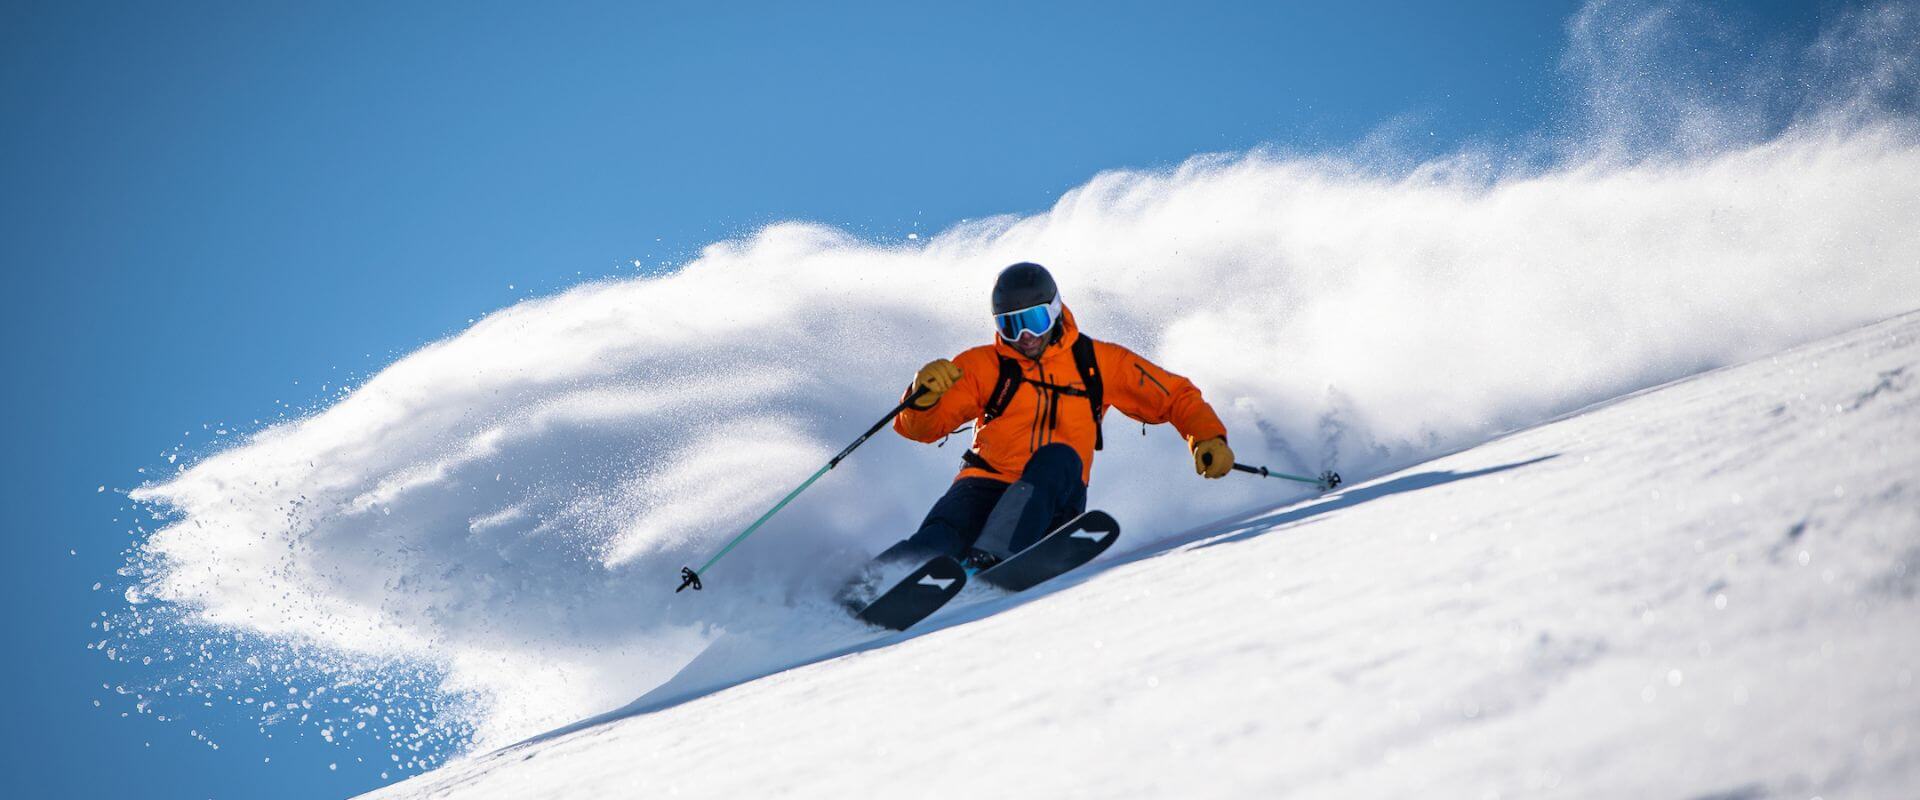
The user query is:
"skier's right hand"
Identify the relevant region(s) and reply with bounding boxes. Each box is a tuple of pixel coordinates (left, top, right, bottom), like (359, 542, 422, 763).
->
(1192, 436, 1234, 479)
(910, 359, 962, 408)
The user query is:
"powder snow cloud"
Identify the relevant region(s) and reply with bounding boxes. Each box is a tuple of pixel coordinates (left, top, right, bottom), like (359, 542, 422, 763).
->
(122, 0, 1920, 753)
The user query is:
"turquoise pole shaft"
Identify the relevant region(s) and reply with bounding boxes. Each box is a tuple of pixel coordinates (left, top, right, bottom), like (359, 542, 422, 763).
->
(1230, 462, 1340, 490)
(679, 388, 927, 591)
(695, 462, 832, 575)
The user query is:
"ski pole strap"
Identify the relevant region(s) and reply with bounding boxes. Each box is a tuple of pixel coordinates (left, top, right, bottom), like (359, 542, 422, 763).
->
(676, 387, 931, 591)
(1231, 462, 1342, 491)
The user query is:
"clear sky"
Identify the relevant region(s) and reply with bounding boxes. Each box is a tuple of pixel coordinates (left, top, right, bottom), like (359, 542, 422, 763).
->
(1, 0, 1848, 796)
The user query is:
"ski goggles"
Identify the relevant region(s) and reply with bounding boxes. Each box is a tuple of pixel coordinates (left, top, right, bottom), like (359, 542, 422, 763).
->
(993, 296, 1062, 342)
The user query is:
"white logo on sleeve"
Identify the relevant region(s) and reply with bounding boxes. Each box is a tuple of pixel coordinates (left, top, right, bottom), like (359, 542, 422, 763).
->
(918, 575, 956, 590)
(1070, 529, 1108, 541)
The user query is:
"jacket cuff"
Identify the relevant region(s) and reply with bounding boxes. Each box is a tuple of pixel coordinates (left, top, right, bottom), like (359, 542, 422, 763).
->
(1186, 432, 1227, 449)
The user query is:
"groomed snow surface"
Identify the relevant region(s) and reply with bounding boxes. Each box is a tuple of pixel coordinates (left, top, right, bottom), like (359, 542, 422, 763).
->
(366, 312, 1919, 799)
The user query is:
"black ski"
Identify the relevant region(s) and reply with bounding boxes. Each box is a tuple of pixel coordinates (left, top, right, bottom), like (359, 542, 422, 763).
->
(853, 555, 968, 631)
(975, 509, 1121, 591)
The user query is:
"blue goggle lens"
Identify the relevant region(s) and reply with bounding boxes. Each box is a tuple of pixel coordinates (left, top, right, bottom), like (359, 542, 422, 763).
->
(994, 302, 1057, 341)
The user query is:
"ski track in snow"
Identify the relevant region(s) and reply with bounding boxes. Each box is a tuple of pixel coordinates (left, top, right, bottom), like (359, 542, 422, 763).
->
(365, 310, 1920, 799)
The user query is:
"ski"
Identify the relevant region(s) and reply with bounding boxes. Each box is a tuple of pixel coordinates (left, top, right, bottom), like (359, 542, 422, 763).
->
(848, 511, 1121, 630)
(975, 509, 1121, 591)
(853, 555, 968, 631)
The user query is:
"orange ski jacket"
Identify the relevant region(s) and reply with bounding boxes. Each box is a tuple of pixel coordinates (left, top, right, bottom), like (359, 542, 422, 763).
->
(895, 307, 1228, 484)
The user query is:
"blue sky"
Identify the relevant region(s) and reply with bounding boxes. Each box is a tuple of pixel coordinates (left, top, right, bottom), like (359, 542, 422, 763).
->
(1, 1, 1846, 796)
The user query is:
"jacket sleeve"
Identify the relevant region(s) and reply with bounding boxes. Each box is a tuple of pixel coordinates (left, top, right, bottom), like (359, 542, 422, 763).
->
(893, 350, 990, 443)
(1098, 342, 1229, 444)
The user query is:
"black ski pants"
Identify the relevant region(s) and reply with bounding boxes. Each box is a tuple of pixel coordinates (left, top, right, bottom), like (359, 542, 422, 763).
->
(876, 443, 1088, 564)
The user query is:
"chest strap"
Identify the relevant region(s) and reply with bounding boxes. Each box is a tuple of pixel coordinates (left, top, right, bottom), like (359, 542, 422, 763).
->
(978, 334, 1108, 450)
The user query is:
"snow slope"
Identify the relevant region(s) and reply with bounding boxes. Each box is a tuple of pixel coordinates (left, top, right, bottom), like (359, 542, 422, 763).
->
(363, 311, 1920, 798)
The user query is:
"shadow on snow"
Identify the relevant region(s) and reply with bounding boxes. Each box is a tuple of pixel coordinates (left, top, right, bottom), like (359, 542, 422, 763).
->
(1177, 454, 1558, 553)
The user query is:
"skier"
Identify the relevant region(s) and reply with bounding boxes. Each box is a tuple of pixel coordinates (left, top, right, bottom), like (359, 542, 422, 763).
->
(862, 262, 1234, 580)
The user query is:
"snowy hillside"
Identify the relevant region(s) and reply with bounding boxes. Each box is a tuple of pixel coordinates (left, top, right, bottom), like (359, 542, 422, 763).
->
(363, 311, 1919, 799)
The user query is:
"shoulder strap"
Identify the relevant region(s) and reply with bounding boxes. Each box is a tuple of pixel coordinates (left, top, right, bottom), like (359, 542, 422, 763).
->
(1071, 334, 1106, 450)
(982, 355, 1024, 422)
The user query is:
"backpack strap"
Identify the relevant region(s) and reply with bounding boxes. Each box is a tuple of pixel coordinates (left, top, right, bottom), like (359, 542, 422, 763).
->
(1070, 334, 1107, 450)
(968, 357, 1025, 475)
(982, 355, 1025, 422)
(960, 449, 1003, 475)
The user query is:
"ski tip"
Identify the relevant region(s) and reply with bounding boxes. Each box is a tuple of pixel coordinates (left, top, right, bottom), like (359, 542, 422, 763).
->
(852, 555, 967, 631)
(1080, 509, 1121, 534)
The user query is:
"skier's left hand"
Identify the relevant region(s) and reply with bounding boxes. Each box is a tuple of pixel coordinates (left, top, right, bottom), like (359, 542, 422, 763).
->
(1191, 436, 1233, 479)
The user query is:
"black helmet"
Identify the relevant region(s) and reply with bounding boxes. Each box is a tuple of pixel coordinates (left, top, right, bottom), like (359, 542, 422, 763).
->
(991, 262, 1058, 315)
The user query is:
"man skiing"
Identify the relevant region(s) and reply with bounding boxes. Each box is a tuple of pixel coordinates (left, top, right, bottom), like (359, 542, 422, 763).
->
(864, 262, 1234, 578)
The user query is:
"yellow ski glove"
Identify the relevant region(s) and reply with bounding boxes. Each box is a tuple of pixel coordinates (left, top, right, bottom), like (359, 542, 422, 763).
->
(1191, 436, 1233, 479)
(911, 359, 962, 408)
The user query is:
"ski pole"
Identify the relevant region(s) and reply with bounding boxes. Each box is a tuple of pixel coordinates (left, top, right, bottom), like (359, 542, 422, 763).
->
(677, 387, 930, 592)
(1231, 462, 1342, 492)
